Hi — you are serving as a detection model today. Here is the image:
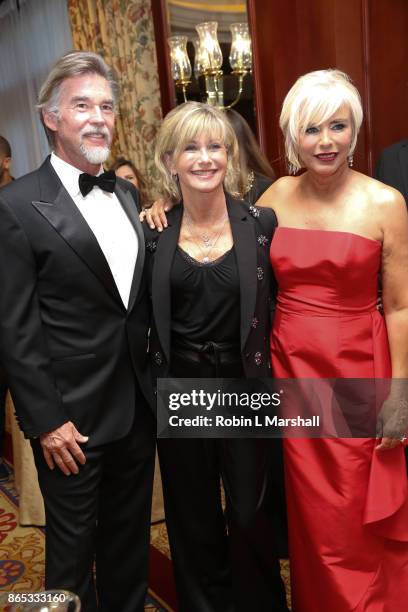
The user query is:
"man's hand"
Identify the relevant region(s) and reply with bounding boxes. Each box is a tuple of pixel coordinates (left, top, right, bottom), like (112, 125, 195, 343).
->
(139, 198, 174, 231)
(40, 421, 89, 475)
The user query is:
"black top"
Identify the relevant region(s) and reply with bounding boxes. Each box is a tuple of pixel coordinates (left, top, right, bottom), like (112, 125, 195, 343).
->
(170, 246, 240, 343)
(144, 196, 278, 379)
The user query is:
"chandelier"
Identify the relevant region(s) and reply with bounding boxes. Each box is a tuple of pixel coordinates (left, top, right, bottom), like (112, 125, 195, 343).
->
(168, 21, 252, 109)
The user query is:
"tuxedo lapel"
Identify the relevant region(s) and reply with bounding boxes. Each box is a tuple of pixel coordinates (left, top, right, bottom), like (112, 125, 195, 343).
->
(152, 206, 182, 363)
(115, 184, 145, 312)
(31, 159, 123, 307)
(227, 197, 257, 350)
(398, 143, 408, 202)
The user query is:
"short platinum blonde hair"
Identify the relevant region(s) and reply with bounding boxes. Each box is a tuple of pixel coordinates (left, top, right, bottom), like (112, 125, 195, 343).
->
(37, 51, 118, 147)
(280, 69, 363, 174)
(154, 102, 240, 202)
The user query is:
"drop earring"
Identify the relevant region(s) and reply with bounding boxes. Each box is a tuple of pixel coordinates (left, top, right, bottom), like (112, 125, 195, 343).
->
(347, 154, 353, 168)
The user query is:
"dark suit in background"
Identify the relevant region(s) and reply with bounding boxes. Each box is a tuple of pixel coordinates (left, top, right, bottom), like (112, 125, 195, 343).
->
(375, 140, 408, 473)
(375, 139, 408, 204)
(0, 158, 155, 611)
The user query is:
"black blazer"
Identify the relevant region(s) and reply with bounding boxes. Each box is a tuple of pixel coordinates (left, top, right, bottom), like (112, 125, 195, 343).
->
(144, 196, 277, 380)
(0, 157, 152, 444)
(375, 139, 408, 205)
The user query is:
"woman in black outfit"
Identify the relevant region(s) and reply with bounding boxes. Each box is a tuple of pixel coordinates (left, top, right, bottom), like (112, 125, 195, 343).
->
(145, 102, 288, 612)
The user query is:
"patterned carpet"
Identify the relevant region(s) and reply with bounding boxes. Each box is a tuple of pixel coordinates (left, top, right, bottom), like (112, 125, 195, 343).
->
(0, 465, 290, 611)
(0, 466, 173, 611)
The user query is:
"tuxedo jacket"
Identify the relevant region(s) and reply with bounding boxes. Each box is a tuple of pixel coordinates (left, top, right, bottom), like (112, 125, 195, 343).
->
(144, 196, 278, 380)
(375, 139, 408, 205)
(0, 157, 152, 445)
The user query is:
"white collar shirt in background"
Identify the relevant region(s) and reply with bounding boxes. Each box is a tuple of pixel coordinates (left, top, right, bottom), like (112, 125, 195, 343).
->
(50, 153, 138, 309)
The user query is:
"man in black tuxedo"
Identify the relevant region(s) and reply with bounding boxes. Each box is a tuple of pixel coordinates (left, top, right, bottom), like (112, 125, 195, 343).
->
(0, 51, 155, 611)
(375, 139, 408, 204)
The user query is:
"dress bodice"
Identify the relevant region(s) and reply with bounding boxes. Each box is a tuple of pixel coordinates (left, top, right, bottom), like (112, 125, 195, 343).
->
(270, 227, 381, 317)
(269, 226, 389, 379)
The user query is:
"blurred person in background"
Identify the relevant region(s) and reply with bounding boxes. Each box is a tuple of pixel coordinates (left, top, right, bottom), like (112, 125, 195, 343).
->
(111, 157, 149, 208)
(0, 135, 13, 187)
(375, 139, 408, 205)
(224, 108, 275, 205)
(0, 135, 12, 480)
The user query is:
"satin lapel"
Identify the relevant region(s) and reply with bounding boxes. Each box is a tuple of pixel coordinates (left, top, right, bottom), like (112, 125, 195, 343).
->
(115, 185, 145, 312)
(227, 197, 258, 351)
(31, 160, 123, 307)
(398, 143, 408, 203)
(152, 206, 183, 363)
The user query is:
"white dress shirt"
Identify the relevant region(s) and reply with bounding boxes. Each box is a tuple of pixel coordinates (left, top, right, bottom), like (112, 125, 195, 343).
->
(50, 153, 138, 308)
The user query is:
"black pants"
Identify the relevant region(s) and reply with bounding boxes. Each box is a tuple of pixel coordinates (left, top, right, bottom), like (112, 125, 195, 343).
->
(32, 399, 155, 612)
(158, 350, 288, 612)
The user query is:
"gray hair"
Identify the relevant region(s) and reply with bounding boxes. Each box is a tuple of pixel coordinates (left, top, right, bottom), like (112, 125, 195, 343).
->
(37, 51, 118, 146)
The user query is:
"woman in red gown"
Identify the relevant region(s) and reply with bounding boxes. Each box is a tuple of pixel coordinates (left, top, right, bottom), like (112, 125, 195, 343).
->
(258, 69, 408, 611)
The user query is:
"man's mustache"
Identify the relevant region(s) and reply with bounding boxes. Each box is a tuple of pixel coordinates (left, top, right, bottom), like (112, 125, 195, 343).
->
(80, 128, 110, 141)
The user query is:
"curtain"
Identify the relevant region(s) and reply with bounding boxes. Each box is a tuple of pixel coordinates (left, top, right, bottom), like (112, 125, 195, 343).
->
(68, 0, 163, 203)
(6, 396, 45, 526)
(0, 0, 73, 177)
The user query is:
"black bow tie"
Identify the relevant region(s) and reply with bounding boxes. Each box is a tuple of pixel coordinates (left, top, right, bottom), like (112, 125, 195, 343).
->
(78, 170, 116, 197)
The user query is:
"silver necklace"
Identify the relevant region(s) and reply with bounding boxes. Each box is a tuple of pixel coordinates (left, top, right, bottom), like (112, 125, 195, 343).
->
(183, 209, 229, 263)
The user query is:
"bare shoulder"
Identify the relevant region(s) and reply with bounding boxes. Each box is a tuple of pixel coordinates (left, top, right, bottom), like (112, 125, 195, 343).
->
(352, 171, 406, 223)
(357, 174, 408, 246)
(356, 172, 404, 208)
(256, 175, 298, 208)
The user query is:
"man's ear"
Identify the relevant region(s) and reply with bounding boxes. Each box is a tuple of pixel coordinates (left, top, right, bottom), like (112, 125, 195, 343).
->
(42, 109, 58, 134)
(3, 157, 11, 170)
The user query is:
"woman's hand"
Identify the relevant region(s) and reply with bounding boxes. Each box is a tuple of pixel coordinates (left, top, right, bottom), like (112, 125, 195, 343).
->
(376, 381, 408, 451)
(139, 198, 174, 231)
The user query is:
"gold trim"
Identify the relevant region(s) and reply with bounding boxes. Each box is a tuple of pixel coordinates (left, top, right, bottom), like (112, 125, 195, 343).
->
(148, 588, 176, 612)
(168, 1, 246, 13)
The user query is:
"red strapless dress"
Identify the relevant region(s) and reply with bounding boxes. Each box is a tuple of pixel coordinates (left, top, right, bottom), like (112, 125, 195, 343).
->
(270, 227, 408, 612)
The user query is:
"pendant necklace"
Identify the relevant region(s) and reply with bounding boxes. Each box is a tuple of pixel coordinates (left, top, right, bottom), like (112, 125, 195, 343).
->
(183, 209, 229, 263)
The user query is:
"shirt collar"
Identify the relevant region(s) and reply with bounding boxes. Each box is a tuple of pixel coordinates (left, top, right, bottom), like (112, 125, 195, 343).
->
(50, 152, 104, 199)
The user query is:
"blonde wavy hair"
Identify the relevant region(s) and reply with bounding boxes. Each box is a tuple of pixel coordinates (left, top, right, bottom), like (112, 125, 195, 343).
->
(154, 102, 240, 202)
(280, 69, 363, 174)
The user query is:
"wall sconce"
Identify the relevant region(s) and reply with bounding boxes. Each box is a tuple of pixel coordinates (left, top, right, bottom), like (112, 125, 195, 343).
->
(168, 21, 252, 109)
(168, 36, 192, 91)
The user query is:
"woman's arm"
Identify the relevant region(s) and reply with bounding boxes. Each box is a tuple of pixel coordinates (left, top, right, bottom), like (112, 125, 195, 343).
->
(377, 187, 408, 449)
